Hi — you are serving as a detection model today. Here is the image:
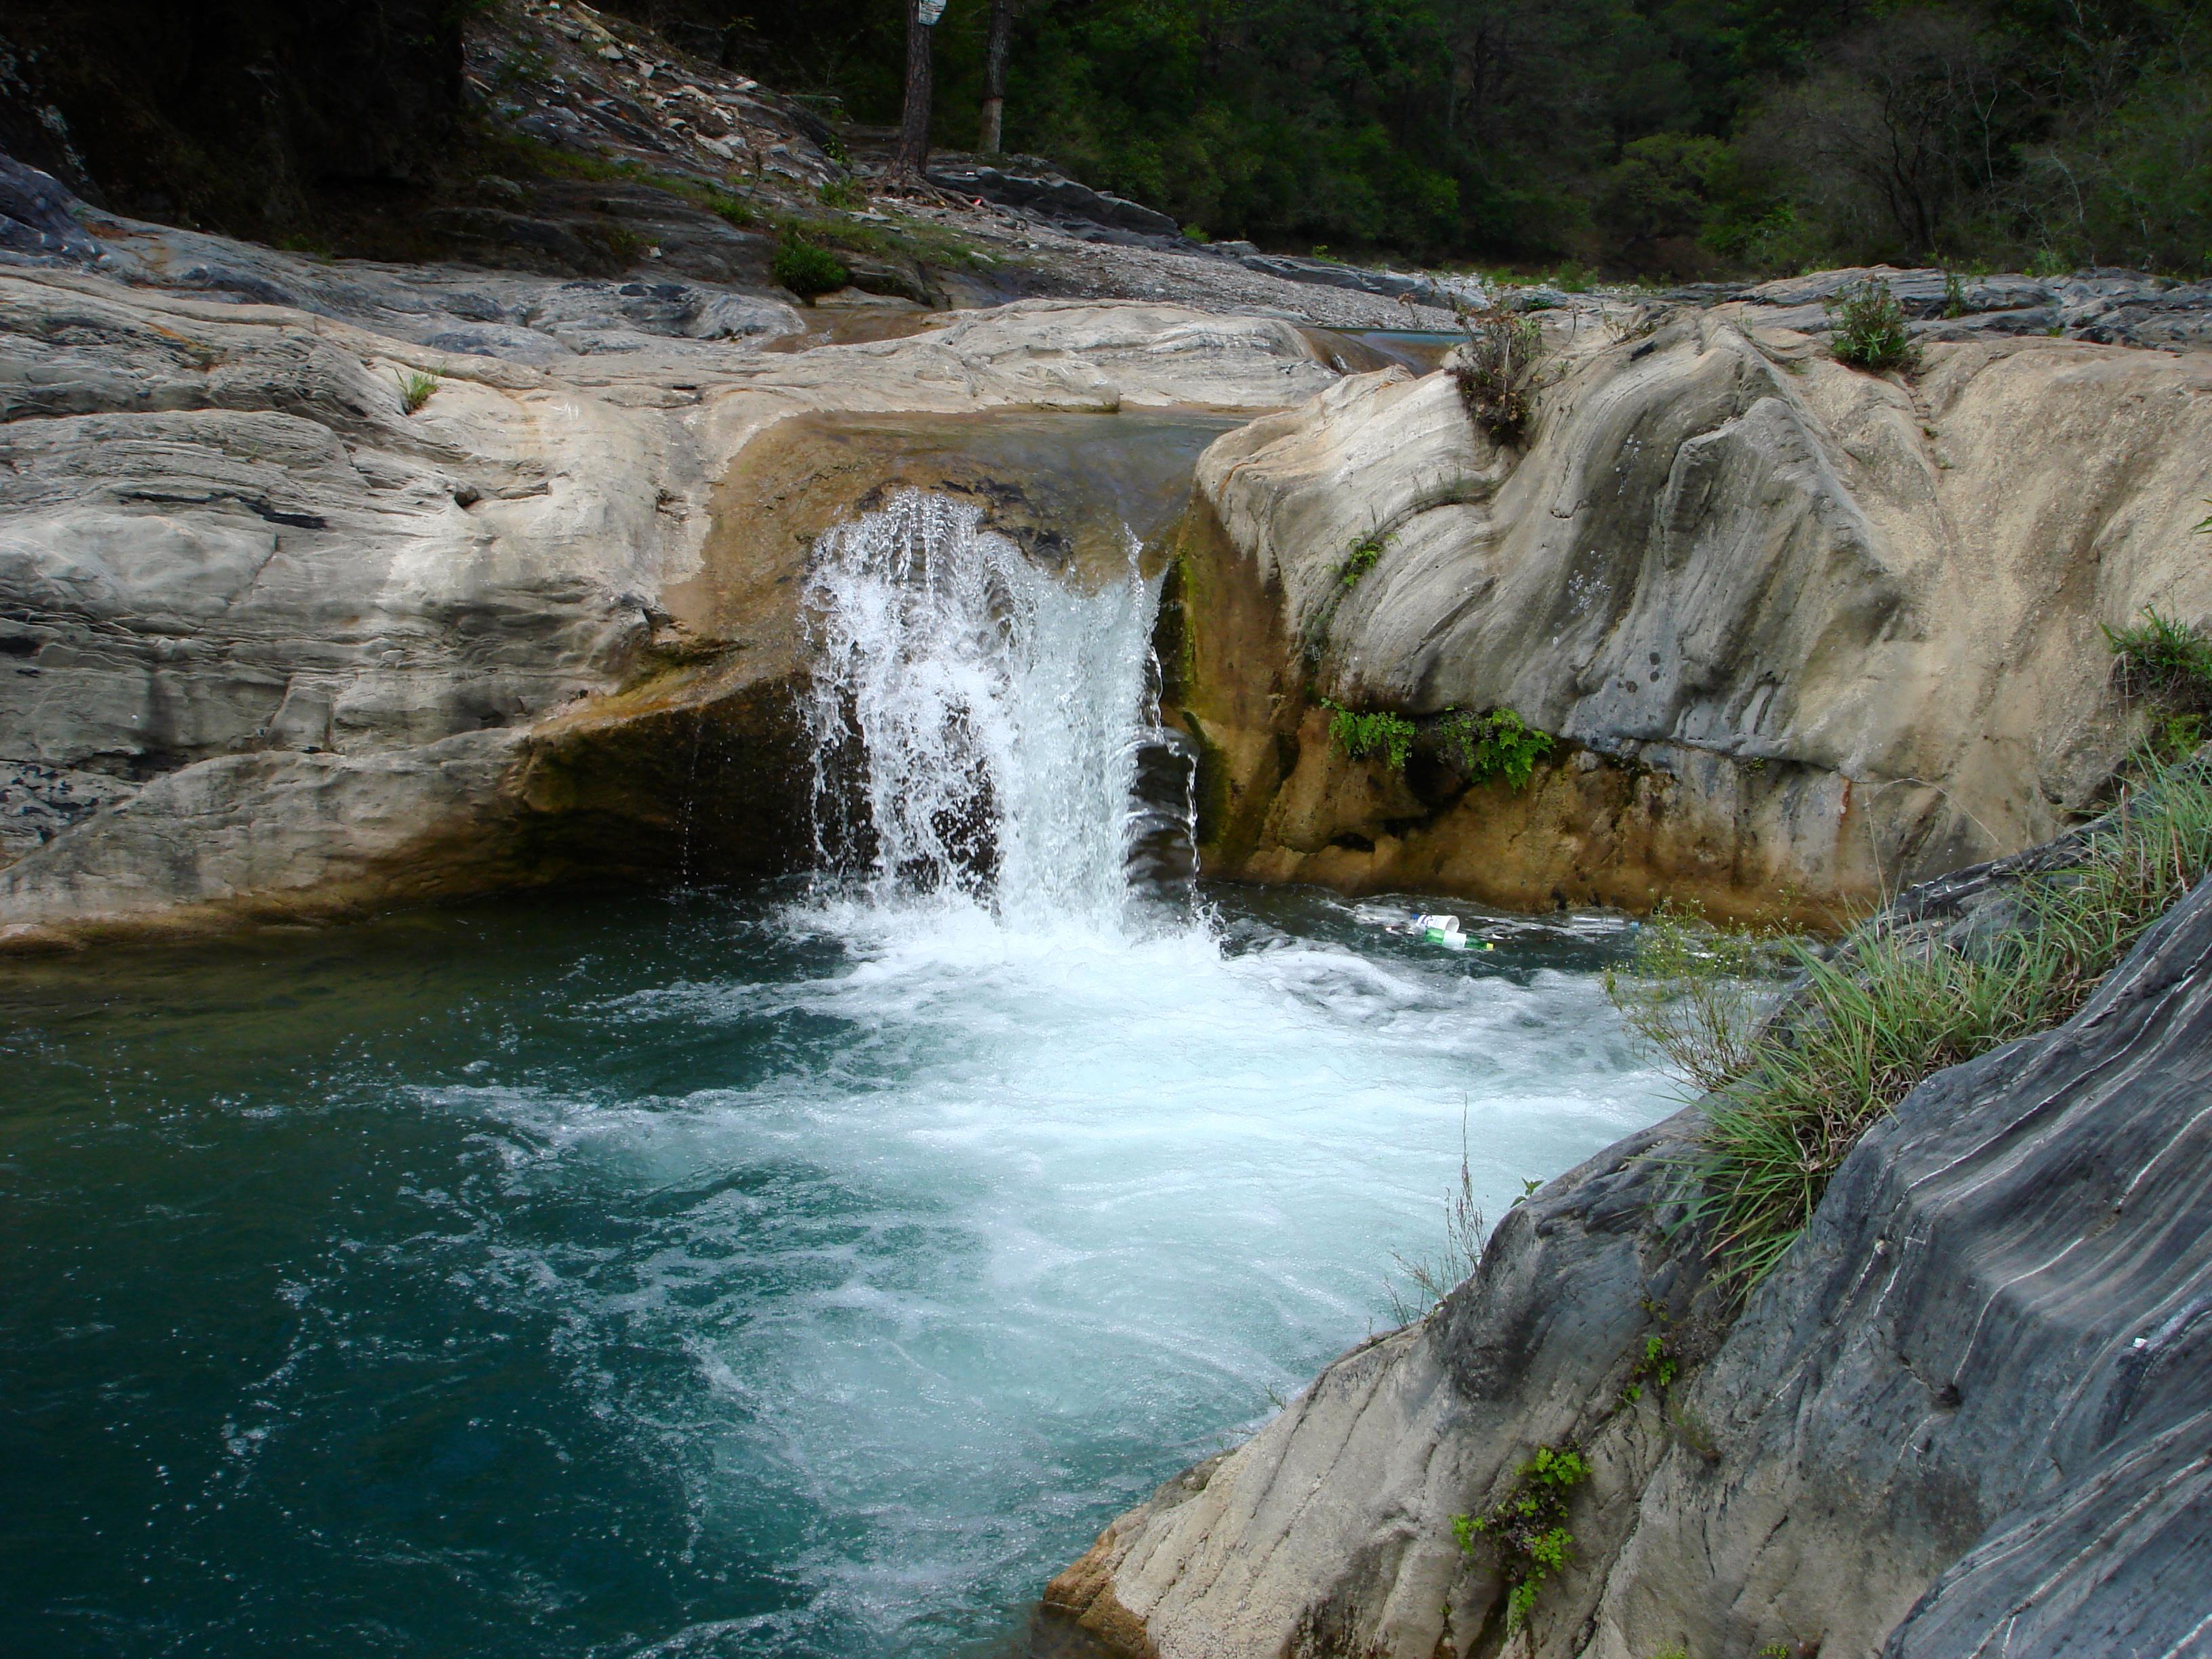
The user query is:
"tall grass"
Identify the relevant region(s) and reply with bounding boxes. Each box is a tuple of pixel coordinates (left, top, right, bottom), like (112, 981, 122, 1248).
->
(1618, 754, 2212, 1294)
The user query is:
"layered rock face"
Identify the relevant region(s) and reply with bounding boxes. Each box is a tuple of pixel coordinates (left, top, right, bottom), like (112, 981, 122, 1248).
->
(0, 213, 1338, 945)
(1164, 307, 2212, 924)
(1046, 859, 2212, 1659)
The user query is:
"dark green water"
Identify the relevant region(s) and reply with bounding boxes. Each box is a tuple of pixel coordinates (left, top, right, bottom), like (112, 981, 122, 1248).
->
(1, 882, 1664, 1658)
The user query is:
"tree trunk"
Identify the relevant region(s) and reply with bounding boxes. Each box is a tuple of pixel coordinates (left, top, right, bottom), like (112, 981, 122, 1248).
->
(979, 0, 1012, 155)
(892, 0, 935, 184)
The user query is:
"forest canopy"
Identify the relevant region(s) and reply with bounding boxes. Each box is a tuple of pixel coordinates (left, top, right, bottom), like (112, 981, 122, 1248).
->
(606, 0, 2211, 276)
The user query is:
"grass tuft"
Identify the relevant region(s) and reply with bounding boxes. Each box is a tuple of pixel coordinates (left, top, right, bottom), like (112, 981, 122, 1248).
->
(1656, 752, 2212, 1295)
(395, 369, 439, 415)
(2104, 605, 2212, 714)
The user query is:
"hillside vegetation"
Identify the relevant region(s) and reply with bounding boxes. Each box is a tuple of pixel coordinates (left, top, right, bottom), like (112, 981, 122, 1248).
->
(611, 0, 2210, 276)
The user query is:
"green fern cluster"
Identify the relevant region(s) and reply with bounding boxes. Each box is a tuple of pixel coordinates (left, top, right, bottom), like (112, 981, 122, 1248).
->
(1453, 1445, 1592, 1630)
(1325, 702, 1417, 770)
(1443, 707, 1555, 788)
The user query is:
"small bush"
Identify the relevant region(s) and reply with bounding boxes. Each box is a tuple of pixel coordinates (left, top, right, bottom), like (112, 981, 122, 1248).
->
(1605, 903, 1793, 1092)
(1454, 1444, 1592, 1630)
(1942, 268, 1969, 319)
(2105, 605, 2212, 714)
(1452, 304, 1555, 445)
(1826, 278, 1918, 373)
(395, 370, 438, 415)
(1443, 707, 1555, 789)
(817, 178, 865, 211)
(1326, 702, 1418, 770)
(772, 234, 848, 303)
(1183, 224, 1210, 243)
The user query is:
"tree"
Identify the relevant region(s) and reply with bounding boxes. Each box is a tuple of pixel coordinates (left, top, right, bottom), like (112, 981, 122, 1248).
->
(891, 0, 943, 184)
(979, 0, 1015, 154)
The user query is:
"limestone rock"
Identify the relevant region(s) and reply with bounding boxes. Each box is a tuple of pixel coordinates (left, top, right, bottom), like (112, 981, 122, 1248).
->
(1163, 307, 2212, 922)
(0, 249, 1338, 945)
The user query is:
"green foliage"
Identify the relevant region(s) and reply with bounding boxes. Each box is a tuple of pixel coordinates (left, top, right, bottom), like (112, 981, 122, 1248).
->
(2104, 606, 2212, 714)
(817, 178, 865, 211)
(1338, 530, 1391, 590)
(394, 370, 439, 415)
(1452, 304, 1554, 444)
(1690, 754, 2212, 1293)
(1182, 224, 1210, 243)
(1454, 1444, 1592, 1630)
(1325, 701, 1418, 771)
(1827, 279, 1918, 373)
(772, 234, 850, 302)
(1605, 902, 1794, 1092)
(1443, 707, 1555, 789)
(1620, 1332, 1680, 1403)
(700, 0, 2208, 274)
(1942, 268, 1969, 319)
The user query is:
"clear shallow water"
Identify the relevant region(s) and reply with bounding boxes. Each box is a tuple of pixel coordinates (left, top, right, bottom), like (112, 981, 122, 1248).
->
(0, 884, 1666, 1658)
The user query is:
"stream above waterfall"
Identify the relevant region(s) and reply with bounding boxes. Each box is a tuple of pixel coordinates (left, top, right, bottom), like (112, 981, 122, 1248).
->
(1, 483, 1675, 1658)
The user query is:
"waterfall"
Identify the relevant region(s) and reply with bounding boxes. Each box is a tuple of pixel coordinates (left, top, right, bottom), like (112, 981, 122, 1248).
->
(802, 489, 1193, 929)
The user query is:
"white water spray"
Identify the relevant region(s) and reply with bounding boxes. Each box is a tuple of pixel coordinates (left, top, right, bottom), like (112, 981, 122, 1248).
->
(802, 489, 1179, 930)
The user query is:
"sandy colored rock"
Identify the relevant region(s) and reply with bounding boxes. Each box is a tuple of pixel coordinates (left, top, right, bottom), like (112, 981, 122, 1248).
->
(0, 258, 1337, 944)
(1164, 306, 2212, 923)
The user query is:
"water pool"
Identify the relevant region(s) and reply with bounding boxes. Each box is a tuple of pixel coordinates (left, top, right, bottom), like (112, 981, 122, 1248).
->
(1, 489, 1673, 1656)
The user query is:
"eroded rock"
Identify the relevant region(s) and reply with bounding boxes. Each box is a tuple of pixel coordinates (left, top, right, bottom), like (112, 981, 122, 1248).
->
(1044, 863, 2212, 1659)
(1162, 306, 2212, 923)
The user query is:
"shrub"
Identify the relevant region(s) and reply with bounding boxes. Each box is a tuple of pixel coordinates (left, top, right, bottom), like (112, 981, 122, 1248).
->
(1826, 278, 1918, 373)
(817, 178, 865, 211)
(772, 234, 848, 303)
(1454, 1445, 1592, 1630)
(1443, 706, 1555, 789)
(1604, 903, 1793, 1092)
(1451, 304, 1555, 445)
(1326, 702, 1418, 770)
(1942, 268, 1969, 319)
(2104, 605, 2212, 714)
(1687, 752, 2212, 1293)
(395, 370, 438, 415)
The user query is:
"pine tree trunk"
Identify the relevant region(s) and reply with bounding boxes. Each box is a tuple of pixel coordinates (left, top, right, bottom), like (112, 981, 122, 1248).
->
(979, 0, 1012, 155)
(891, 0, 935, 184)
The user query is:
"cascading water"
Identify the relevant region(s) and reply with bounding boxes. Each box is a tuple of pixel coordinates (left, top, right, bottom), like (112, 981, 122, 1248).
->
(802, 489, 1187, 928)
(1, 481, 1674, 1659)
